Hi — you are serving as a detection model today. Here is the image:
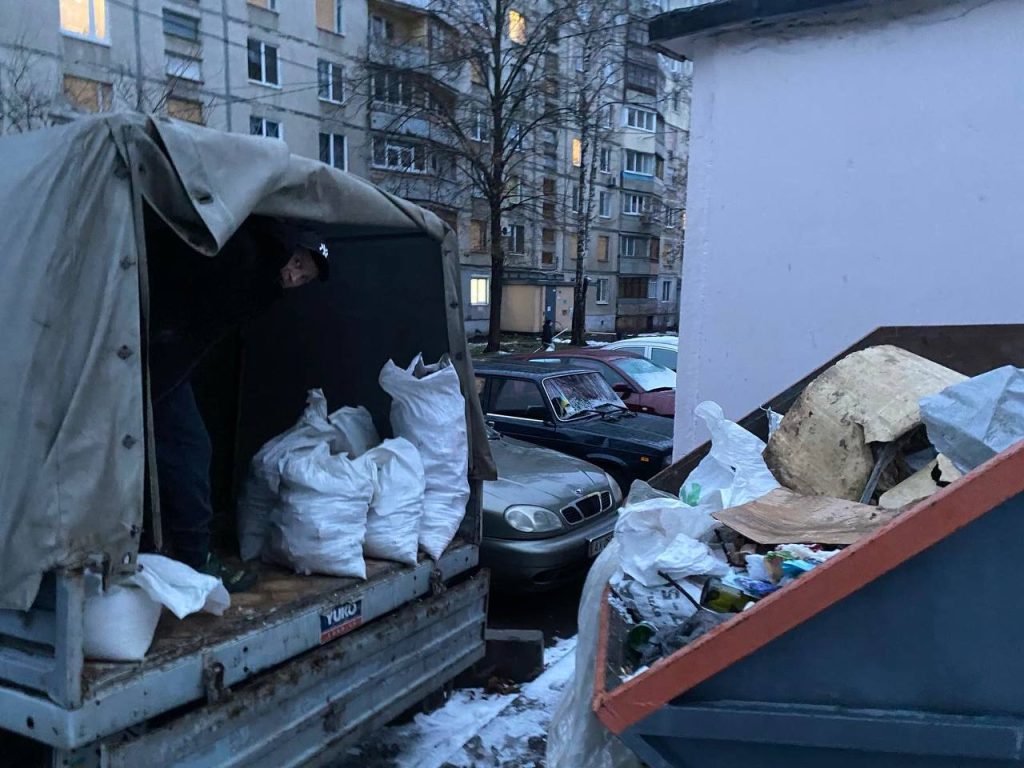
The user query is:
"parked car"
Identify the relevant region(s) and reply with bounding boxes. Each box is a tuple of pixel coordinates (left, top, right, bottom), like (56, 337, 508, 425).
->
(513, 348, 676, 417)
(482, 425, 622, 589)
(604, 335, 679, 371)
(473, 360, 675, 491)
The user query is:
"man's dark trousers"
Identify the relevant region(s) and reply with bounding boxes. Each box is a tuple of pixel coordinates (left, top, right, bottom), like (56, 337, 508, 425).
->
(153, 380, 212, 569)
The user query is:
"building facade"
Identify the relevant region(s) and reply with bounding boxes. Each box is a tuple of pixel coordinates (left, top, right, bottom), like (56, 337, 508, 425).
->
(0, 0, 691, 339)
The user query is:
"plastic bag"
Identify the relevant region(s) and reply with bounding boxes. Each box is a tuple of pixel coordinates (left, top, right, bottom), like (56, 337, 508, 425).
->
(237, 390, 336, 561)
(265, 444, 373, 578)
(547, 540, 642, 768)
(83, 554, 229, 661)
(680, 401, 780, 512)
(362, 438, 426, 565)
(379, 354, 469, 560)
(328, 405, 381, 458)
(610, 570, 703, 631)
(615, 480, 727, 587)
(920, 366, 1024, 474)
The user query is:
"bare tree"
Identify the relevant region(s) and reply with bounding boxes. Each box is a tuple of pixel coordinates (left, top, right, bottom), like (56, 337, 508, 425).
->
(562, 0, 629, 345)
(354, 0, 570, 352)
(0, 39, 59, 134)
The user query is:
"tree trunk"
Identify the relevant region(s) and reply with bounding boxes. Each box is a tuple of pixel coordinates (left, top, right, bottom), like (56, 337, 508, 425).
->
(571, 123, 594, 346)
(485, 204, 505, 353)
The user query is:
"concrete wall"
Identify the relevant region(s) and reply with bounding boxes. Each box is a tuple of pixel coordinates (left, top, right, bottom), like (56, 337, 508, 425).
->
(674, 0, 1024, 455)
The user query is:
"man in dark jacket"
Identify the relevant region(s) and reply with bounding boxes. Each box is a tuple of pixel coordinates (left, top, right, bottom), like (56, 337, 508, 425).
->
(147, 216, 329, 591)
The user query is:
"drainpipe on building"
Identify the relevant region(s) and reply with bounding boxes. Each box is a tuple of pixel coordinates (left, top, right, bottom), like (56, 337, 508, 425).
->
(220, 0, 233, 131)
(132, 0, 144, 111)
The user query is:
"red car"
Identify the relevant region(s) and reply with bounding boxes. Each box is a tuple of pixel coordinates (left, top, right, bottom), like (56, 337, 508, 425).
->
(513, 348, 677, 417)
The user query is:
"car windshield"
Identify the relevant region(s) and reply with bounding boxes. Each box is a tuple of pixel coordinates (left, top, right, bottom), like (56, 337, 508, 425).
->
(543, 373, 624, 420)
(616, 357, 676, 391)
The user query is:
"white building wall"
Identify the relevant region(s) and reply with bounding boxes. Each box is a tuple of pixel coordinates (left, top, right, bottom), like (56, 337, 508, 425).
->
(674, 0, 1024, 455)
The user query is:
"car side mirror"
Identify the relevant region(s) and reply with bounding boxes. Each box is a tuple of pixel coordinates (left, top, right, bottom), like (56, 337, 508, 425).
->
(613, 383, 636, 398)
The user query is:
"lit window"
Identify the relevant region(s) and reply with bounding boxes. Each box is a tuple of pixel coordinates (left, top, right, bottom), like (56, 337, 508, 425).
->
(247, 39, 280, 86)
(595, 278, 609, 304)
(508, 10, 526, 44)
(571, 138, 582, 167)
(470, 277, 490, 306)
(319, 133, 346, 170)
(60, 0, 107, 42)
(318, 60, 344, 103)
(250, 117, 282, 139)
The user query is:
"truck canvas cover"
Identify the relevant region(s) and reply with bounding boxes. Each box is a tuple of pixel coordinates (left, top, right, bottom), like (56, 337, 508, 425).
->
(0, 113, 494, 610)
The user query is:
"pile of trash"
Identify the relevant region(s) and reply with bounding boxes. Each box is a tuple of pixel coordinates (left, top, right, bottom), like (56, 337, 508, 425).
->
(239, 353, 470, 577)
(547, 348, 1024, 768)
(609, 347, 1024, 670)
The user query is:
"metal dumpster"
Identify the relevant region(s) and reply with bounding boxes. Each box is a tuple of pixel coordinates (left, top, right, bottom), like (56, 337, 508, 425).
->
(594, 324, 1024, 768)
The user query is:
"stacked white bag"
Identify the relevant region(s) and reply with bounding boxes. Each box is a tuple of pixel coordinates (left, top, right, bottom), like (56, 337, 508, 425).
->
(379, 354, 470, 560)
(362, 438, 426, 566)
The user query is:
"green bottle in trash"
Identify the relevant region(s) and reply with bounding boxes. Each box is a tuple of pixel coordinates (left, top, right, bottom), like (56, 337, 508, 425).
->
(700, 577, 754, 613)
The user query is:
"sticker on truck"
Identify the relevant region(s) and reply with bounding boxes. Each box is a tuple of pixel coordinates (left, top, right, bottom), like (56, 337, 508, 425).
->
(320, 599, 363, 644)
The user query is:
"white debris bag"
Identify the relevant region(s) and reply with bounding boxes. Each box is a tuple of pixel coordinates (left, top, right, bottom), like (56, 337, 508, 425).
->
(379, 354, 469, 560)
(610, 571, 703, 631)
(328, 405, 381, 458)
(615, 480, 727, 587)
(920, 366, 1024, 474)
(362, 438, 426, 565)
(680, 401, 780, 513)
(547, 540, 642, 768)
(265, 443, 373, 578)
(83, 554, 229, 662)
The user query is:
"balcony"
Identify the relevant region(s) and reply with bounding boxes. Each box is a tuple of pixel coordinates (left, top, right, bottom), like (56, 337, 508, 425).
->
(369, 39, 429, 71)
(616, 297, 662, 316)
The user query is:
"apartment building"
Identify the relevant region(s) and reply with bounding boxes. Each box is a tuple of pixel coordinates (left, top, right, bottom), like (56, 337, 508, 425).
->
(0, 0, 690, 338)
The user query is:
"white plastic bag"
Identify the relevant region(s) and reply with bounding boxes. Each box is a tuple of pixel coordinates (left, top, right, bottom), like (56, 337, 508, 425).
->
(83, 554, 230, 662)
(379, 354, 469, 560)
(610, 570, 703, 631)
(362, 438, 425, 565)
(680, 401, 780, 513)
(238, 390, 336, 561)
(547, 540, 642, 768)
(266, 443, 373, 578)
(921, 366, 1024, 474)
(615, 480, 727, 587)
(328, 405, 381, 458)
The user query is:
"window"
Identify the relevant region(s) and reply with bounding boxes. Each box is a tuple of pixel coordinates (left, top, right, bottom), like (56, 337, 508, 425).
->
(507, 176, 524, 204)
(63, 75, 111, 112)
(163, 9, 199, 41)
(247, 39, 279, 86)
(566, 234, 578, 261)
(619, 277, 648, 299)
(508, 10, 526, 44)
(616, 345, 645, 356)
(595, 277, 609, 304)
(470, 220, 486, 251)
(167, 97, 203, 124)
(509, 224, 525, 254)
(651, 347, 676, 369)
(470, 61, 485, 85)
(372, 137, 425, 172)
(250, 116, 282, 138)
(601, 105, 614, 128)
(542, 228, 556, 247)
(651, 238, 660, 262)
(542, 128, 557, 158)
(372, 71, 415, 107)
(597, 235, 609, 262)
(570, 185, 580, 213)
(664, 205, 678, 228)
(598, 191, 611, 218)
(599, 146, 611, 173)
(60, 0, 107, 42)
(319, 133, 346, 169)
(624, 149, 655, 176)
(166, 52, 202, 82)
(621, 235, 650, 259)
(660, 279, 673, 302)
(623, 105, 657, 132)
(470, 276, 489, 306)
(490, 378, 546, 420)
(317, 0, 344, 34)
(622, 193, 652, 216)
(248, 0, 278, 9)
(370, 15, 394, 41)
(472, 111, 489, 142)
(317, 60, 344, 103)
(625, 62, 658, 94)
(648, 278, 658, 299)
(428, 21, 448, 51)
(672, 90, 680, 112)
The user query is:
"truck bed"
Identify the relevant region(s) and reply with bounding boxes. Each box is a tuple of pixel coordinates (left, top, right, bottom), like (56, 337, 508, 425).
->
(2, 540, 478, 750)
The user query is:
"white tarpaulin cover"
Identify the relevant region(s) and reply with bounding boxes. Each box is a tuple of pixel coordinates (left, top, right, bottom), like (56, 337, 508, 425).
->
(0, 113, 494, 610)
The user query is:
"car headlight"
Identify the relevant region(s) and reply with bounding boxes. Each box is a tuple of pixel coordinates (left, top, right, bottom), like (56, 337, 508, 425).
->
(504, 505, 563, 533)
(604, 473, 623, 504)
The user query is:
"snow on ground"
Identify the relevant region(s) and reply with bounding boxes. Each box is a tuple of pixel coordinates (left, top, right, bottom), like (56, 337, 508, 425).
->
(340, 637, 577, 768)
